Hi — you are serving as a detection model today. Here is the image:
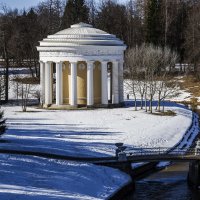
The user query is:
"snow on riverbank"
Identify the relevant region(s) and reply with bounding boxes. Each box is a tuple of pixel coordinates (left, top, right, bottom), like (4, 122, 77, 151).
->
(0, 154, 130, 200)
(1, 105, 193, 156)
(0, 104, 194, 199)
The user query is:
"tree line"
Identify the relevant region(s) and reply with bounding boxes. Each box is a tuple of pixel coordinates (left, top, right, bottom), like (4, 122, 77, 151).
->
(0, 0, 199, 102)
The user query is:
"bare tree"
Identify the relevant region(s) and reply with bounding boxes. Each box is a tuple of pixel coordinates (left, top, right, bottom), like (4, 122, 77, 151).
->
(13, 76, 35, 112)
(156, 47, 178, 111)
(37, 0, 65, 34)
(20, 83, 31, 112)
(160, 80, 179, 112)
(143, 45, 161, 113)
(137, 80, 146, 109)
(125, 43, 178, 113)
(0, 5, 15, 102)
(125, 46, 143, 110)
(0, 74, 5, 103)
(87, 0, 97, 26)
(124, 67, 138, 110)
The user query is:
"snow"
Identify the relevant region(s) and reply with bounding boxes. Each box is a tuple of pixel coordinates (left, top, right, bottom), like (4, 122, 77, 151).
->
(0, 154, 130, 200)
(170, 90, 192, 102)
(0, 105, 193, 156)
(0, 104, 195, 199)
(156, 161, 171, 168)
(0, 72, 198, 199)
(174, 112, 199, 150)
(123, 78, 197, 102)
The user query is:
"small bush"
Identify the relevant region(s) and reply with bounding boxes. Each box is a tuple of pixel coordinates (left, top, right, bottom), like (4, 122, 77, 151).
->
(190, 97, 198, 111)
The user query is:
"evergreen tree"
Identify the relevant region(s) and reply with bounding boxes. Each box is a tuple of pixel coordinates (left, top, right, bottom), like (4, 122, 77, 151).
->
(145, 0, 163, 45)
(0, 109, 6, 136)
(61, 0, 76, 28)
(0, 9, 16, 102)
(75, 0, 89, 22)
(165, 0, 187, 62)
(96, 0, 128, 43)
(61, 0, 89, 29)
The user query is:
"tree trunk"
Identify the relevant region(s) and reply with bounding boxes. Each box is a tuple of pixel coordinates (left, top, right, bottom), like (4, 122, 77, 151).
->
(150, 95, 153, 113)
(162, 102, 165, 113)
(133, 91, 137, 111)
(149, 99, 151, 111)
(145, 92, 147, 112)
(21, 86, 24, 111)
(3, 37, 9, 103)
(134, 97, 137, 111)
(141, 95, 143, 109)
(17, 82, 18, 100)
(158, 92, 161, 112)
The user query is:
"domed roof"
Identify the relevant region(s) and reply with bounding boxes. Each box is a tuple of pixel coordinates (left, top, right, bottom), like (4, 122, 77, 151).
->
(40, 22, 126, 47)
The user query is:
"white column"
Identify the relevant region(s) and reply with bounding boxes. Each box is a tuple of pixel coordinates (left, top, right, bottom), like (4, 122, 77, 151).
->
(87, 61, 94, 106)
(119, 60, 124, 103)
(101, 61, 108, 105)
(70, 62, 77, 106)
(40, 61, 45, 104)
(56, 62, 63, 105)
(112, 61, 119, 104)
(45, 61, 53, 105)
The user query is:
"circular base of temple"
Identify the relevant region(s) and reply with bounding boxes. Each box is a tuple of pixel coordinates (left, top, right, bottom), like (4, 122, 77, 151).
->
(42, 102, 125, 110)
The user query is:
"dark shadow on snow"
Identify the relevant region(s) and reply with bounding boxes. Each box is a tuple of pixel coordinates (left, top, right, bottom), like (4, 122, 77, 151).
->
(124, 99, 189, 110)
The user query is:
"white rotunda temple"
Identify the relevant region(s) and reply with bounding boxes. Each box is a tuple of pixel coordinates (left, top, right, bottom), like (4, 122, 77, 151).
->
(37, 22, 126, 108)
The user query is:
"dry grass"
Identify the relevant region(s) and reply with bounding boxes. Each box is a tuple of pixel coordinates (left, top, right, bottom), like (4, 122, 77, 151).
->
(153, 110, 176, 116)
(178, 75, 200, 97)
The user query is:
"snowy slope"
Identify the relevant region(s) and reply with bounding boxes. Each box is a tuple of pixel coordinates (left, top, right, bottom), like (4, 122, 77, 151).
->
(0, 154, 130, 200)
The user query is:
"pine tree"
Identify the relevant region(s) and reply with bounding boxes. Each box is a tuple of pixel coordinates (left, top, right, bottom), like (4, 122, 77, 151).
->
(96, 0, 128, 43)
(61, 0, 75, 29)
(0, 109, 6, 136)
(145, 0, 163, 45)
(61, 0, 89, 29)
(75, 0, 89, 23)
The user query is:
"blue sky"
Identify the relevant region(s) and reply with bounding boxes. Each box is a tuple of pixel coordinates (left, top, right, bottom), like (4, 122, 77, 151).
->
(0, 0, 127, 11)
(0, 0, 42, 10)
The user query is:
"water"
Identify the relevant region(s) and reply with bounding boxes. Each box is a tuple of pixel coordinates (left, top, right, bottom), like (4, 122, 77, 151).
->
(131, 180, 200, 200)
(126, 162, 200, 200)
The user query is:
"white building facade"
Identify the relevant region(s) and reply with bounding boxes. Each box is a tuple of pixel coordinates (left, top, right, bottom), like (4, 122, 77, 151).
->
(37, 23, 126, 107)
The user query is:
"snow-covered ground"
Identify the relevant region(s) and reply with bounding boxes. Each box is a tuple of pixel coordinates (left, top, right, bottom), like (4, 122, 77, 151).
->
(1, 105, 193, 156)
(123, 78, 196, 102)
(0, 73, 198, 200)
(0, 104, 195, 199)
(0, 154, 130, 200)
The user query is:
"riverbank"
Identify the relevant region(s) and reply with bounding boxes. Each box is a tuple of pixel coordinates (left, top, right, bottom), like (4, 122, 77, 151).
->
(132, 161, 200, 200)
(128, 126, 200, 200)
(0, 104, 195, 199)
(145, 162, 189, 181)
(116, 111, 200, 200)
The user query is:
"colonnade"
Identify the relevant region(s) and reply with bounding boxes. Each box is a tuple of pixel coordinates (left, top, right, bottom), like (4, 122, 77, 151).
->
(40, 60, 124, 107)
